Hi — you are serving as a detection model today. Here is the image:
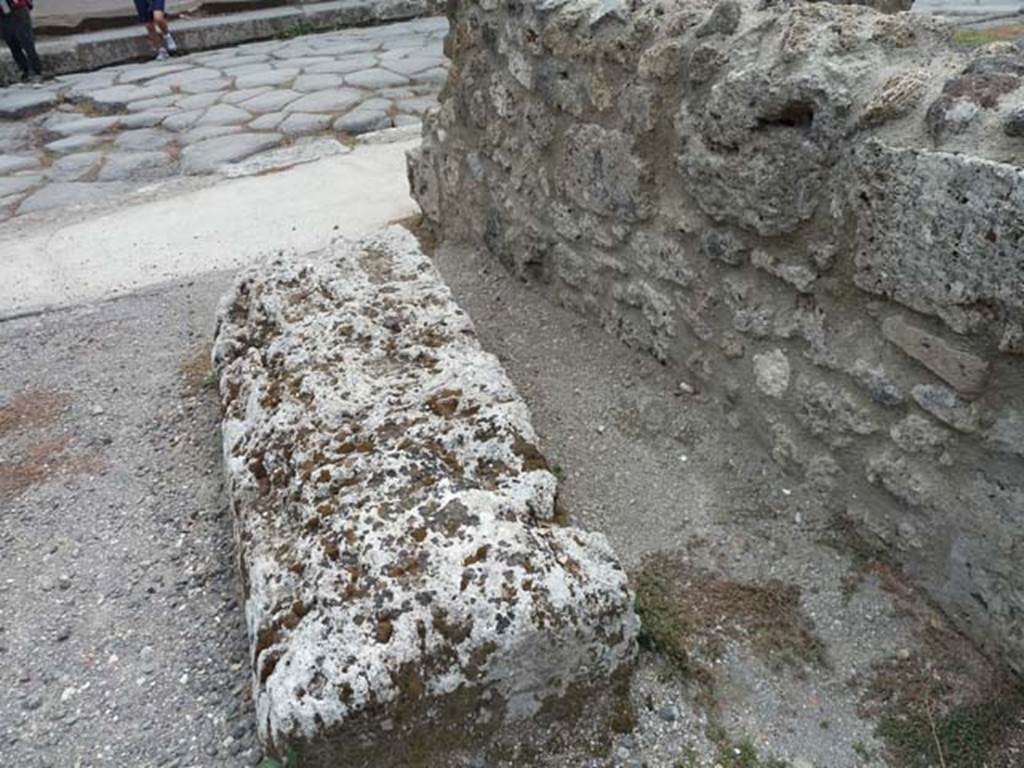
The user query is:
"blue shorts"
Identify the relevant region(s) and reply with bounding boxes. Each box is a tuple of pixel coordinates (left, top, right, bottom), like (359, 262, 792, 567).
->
(134, 0, 166, 23)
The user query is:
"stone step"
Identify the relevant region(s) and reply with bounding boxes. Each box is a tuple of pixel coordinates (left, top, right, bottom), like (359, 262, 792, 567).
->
(0, 0, 439, 85)
(212, 226, 638, 766)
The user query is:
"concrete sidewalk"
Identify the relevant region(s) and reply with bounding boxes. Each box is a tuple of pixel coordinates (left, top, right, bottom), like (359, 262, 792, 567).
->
(0, 136, 418, 318)
(1, 0, 437, 84)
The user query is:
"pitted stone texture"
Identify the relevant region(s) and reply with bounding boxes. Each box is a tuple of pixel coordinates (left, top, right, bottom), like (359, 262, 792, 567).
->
(850, 143, 1024, 337)
(411, 0, 1024, 672)
(213, 228, 637, 765)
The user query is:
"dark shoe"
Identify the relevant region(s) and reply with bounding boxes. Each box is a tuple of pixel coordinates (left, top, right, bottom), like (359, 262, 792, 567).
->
(19, 70, 30, 83)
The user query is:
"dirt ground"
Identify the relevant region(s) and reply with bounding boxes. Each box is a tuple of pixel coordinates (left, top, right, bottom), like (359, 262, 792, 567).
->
(1, 232, 1022, 767)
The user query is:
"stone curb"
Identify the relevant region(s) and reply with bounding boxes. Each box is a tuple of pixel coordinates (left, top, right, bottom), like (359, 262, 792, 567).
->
(212, 226, 638, 766)
(0, 0, 437, 86)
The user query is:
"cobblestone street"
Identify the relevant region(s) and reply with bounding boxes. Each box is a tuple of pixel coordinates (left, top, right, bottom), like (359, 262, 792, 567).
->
(0, 16, 447, 223)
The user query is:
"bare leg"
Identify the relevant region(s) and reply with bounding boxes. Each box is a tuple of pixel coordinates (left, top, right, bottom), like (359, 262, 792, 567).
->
(153, 11, 169, 36)
(144, 21, 163, 50)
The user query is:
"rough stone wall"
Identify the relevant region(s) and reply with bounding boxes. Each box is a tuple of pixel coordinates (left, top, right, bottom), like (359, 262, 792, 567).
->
(409, 0, 1024, 672)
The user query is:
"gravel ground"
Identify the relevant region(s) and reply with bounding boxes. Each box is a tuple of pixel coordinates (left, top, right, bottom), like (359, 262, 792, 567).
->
(0, 274, 262, 768)
(0, 236, 1017, 767)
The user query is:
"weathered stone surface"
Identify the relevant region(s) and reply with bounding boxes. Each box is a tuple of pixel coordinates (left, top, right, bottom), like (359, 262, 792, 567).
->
(410, 0, 1024, 671)
(334, 107, 392, 135)
(46, 152, 104, 182)
(47, 116, 121, 138)
(239, 89, 304, 114)
(286, 89, 365, 114)
(911, 384, 982, 434)
(17, 181, 130, 215)
(98, 151, 174, 182)
(278, 113, 334, 136)
(45, 135, 107, 155)
(197, 104, 253, 127)
(0, 154, 41, 175)
(881, 315, 990, 394)
(344, 68, 411, 89)
(86, 84, 173, 111)
(0, 89, 57, 119)
(213, 228, 637, 765)
(0, 175, 43, 198)
(753, 349, 790, 398)
(851, 143, 1024, 335)
(179, 133, 283, 174)
(859, 70, 928, 127)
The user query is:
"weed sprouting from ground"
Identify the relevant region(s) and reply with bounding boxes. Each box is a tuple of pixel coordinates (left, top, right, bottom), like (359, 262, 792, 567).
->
(861, 628, 1024, 767)
(634, 553, 828, 679)
(180, 346, 215, 397)
(259, 748, 298, 768)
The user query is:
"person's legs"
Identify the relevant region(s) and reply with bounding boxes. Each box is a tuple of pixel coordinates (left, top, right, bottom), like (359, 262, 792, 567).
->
(0, 13, 30, 78)
(134, 0, 163, 51)
(151, 1, 177, 53)
(11, 8, 42, 76)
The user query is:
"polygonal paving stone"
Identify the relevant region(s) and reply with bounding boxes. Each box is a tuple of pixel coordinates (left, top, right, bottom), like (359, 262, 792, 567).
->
(179, 77, 233, 95)
(86, 84, 173, 111)
(306, 38, 382, 56)
(179, 132, 283, 174)
(306, 54, 381, 76)
(249, 112, 286, 131)
(46, 152, 104, 181)
(234, 68, 299, 89)
(126, 95, 178, 113)
(0, 154, 42, 175)
(162, 109, 206, 132)
(18, 181, 131, 215)
(45, 135, 106, 155)
(147, 68, 224, 88)
(0, 90, 58, 119)
(221, 87, 271, 105)
(239, 89, 303, 114)
(179, 125, 242, 145)
(0, 174, 44, 197)
(293, 74, 345, 92)
(383, 55, 445, 76)
(119, 110, 177, 129)
(203, 54, 269, 69)
(197, 104, 253, 127)
(395, 95, 439, 115)
(272, 56, 334, 69)
(98, 151, 174, 182)
(285, 88, 365, 114)
(118, 63, 193, 85)
(177, 91, 224, 112)
(114, 128, 174, 151)
(47, 115, 120, 138)
(412, 67, 449, 86)
(278, 112, 333, 136)
(344, 68, 410, 89)
(223, 62, 272, 77)
(333, 107, 391, 136)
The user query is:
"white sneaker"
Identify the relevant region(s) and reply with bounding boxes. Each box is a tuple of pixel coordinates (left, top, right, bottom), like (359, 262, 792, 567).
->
(164, 33, 178, 54)
(155, 47, 170, 61)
